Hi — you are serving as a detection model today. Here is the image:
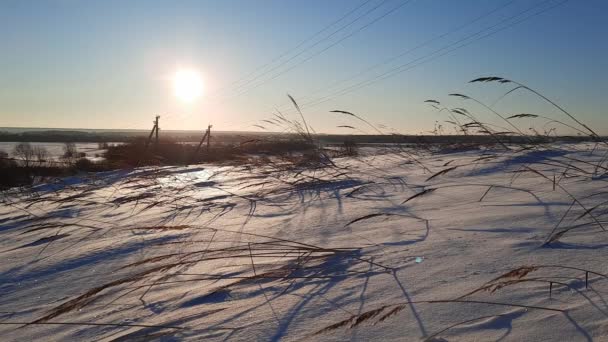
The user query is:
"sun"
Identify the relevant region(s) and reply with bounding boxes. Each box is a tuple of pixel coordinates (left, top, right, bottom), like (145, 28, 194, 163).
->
(173, 69, 203, 103)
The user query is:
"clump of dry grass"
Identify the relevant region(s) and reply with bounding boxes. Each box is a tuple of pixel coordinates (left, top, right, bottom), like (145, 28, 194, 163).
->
(419, 76, 608, 247)
(312, 298, 562, 337)
(469, 76, 602, 141)
(25, 224, 388, 326)
(313, 304, 406, 335)
(458, 264, 608, 300)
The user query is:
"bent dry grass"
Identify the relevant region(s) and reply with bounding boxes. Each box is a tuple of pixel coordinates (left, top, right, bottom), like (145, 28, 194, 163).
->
(29, 225, 385, 325)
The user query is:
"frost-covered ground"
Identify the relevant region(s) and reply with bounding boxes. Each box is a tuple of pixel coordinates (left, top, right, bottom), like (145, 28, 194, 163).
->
(1, 143, 608, 341)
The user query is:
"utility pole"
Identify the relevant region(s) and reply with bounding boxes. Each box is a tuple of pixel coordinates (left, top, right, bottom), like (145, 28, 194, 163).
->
(206, 124, 212, 153)
(193, 124, 212, 159)
(144, 115, 159, 151)
(141, 115, 160, 166)
(154, 115, 160, 148)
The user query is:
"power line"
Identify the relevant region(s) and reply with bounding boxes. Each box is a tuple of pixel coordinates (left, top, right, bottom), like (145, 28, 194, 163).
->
(214, 0, 414, 102)
(213, 0, 389, 99)
(125, 6, 390, 131)
(286, 0, 568, 113)
(211, 0, 375, 96)
(273, 0, 518, 112)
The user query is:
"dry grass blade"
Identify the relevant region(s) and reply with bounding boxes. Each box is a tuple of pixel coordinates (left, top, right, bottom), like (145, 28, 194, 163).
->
(401, 188, 435, 204)
(350, 306, 390, 327)
(573, 200, 608, 221)
(330, 110, 356, 117)
(330, 109, 384, 135)
(469, 76, 508, 83)
(344, 213, 415, 227)
(452, 107, 470, 115)
(426, 166, 458, 182)
(314, 299, 562, 336)
(30, 263, 185, 324)
(472, 155, 496, 162)
(492, 266, 539, 281)
(546, 229, 569, 244)
(344, 183, 373, 198)
(312, 316, 354, 335)
(522, 166, 605, 231)
(507, 113, 539, 119)
(449, 93, 470, 99)
(457, 266, 538, 299)
(1, 321, 186, 329)
(287, 94, 311, 140)
(287, 94, 301, 113)
(312, 305, 392, 335)
(451, 109, 467, 116)
(374, 305, 407, 324)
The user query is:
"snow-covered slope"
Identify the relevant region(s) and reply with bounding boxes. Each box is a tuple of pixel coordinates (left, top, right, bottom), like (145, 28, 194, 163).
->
(2, 143, 608, 341)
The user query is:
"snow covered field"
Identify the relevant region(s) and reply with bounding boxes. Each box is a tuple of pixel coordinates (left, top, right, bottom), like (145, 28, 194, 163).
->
(0, 142, 109, 161)
(1, 143, 608, 341)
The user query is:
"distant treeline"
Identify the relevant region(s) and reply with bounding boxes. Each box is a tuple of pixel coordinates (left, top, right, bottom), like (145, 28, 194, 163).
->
(0, 130, 139, 142)
(0, 130, 271, 143)
(318, 134, 598, 145)
(0, 129, 599, 144)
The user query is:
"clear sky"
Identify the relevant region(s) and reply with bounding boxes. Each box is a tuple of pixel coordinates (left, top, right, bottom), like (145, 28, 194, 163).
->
(1, 0, 606, 134)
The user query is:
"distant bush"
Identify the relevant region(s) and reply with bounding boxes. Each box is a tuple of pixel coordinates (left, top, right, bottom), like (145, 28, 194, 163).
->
(12, 142, 35, 167)
(0, 136, 325, 189)
(62, 142, 78, 164)
(0, 145, 112, 188)
(0, 150, 13, 168)
(33, 146, 49, 166)
(105, 140, 195, 166)
(0, 163, 68, 189)
(104, 137, 319, 167)
(74, 158, 95, 171)
(340, 140, 358, 156)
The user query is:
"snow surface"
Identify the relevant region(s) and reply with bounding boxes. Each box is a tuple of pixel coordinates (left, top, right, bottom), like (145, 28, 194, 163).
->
(1, 143, 608, 341)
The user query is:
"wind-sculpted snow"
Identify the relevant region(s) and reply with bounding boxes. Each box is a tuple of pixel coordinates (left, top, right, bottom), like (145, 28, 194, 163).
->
(1, 144, 608, 341)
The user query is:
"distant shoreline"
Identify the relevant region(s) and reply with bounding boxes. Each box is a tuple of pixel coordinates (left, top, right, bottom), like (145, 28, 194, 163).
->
(0, 127, 600, 145)
(0, 127, 259, 134)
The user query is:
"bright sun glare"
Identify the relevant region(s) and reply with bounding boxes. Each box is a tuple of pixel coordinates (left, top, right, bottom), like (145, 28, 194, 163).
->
(173, 69, 203, 103)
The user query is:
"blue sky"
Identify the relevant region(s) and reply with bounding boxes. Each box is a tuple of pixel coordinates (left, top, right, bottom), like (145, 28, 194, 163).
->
(1, 0, 606, 134)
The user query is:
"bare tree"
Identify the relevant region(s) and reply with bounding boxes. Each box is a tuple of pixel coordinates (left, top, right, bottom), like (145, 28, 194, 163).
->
(63, 142, 77, 164)
(13, 142, 35, 167)
(33, 146, 49, 166)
